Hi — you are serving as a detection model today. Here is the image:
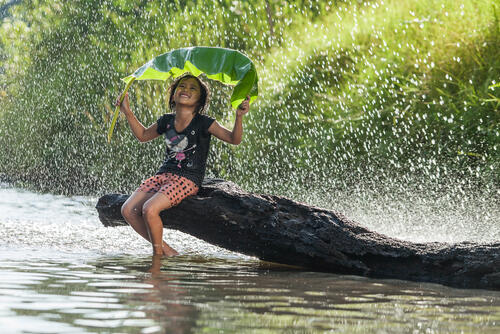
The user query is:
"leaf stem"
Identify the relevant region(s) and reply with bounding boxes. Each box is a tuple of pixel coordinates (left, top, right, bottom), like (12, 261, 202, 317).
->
(107, 78, 136, 143)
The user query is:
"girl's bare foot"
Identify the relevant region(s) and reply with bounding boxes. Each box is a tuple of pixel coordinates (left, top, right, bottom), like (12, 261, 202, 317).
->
(162, 242, 179, 257)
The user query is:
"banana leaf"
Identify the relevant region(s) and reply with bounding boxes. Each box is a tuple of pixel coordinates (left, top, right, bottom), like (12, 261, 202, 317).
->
(108, 46, 259, 143)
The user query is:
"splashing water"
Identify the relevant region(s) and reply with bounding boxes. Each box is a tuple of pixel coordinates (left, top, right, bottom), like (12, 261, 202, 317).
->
(0, 183, 245, 258)
(0, 0, 497, 263)
(0, 1, 499, 332)
(0, 183, 500, 333)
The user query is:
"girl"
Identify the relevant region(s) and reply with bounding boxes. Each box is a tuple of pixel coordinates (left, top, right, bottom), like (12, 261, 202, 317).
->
(116, 74, 250, 257)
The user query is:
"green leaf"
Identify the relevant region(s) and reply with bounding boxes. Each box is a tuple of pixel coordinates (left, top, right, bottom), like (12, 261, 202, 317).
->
(122, 46, 259, 108)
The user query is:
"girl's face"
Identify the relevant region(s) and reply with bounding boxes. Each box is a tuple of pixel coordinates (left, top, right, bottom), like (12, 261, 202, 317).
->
(174, 77, 202, 109)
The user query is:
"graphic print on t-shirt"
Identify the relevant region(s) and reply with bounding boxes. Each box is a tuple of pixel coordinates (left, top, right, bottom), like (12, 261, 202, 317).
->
(165, 127, 196, 168)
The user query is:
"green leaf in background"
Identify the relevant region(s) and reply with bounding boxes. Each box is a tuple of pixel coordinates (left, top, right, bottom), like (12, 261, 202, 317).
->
(108, 47, 259, 143)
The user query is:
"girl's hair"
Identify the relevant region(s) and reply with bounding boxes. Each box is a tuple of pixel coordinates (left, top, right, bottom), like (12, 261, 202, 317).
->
(167, 74, 211, 114)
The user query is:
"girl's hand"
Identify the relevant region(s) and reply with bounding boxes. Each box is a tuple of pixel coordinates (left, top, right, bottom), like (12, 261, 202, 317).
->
(236, 96, 250, 117)
(115, 92, 131, 114)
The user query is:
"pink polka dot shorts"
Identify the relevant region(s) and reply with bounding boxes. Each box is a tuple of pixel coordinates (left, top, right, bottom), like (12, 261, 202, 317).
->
(138, 173, 199, 206)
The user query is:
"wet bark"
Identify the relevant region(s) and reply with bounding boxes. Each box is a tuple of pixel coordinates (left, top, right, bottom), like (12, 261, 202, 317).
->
(96, 179, 500, 290)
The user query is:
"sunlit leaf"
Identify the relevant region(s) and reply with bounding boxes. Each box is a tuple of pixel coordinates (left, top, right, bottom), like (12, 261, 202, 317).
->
(124, 46, 259, 107)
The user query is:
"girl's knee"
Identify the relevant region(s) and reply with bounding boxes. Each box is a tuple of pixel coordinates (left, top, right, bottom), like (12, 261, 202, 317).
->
(121, 202, 140, 219)
(121, 203, 131, 219)
(142, 204, 159, 222)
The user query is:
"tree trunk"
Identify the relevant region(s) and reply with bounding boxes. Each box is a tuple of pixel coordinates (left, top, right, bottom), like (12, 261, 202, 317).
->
(96, 179, 500, 290)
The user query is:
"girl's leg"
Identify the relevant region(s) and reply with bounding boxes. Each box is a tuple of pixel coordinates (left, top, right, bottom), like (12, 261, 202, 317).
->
(121, 189, 174, 256)
(142, 193, 176, 256)
(121, 190, 154, 241)
(129, 173, 199, 256)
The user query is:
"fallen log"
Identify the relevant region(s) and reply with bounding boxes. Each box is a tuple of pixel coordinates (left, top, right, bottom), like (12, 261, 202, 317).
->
(96, 178, 500, 290)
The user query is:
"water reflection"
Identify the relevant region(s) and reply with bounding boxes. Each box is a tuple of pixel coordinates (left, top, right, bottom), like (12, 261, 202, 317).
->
(0, 250, 499, 333)
(0, 184, 499, 333)
(136, 255, 199, 334)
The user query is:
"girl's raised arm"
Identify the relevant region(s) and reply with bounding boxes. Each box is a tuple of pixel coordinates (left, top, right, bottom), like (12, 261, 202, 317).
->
(115, 93, 160, 143)
(208, 97, 250, 145)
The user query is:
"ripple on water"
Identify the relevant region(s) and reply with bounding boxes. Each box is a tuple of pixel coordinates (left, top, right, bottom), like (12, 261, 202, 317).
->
(0, 186, 499, 332)
(0, 249, 498, 333)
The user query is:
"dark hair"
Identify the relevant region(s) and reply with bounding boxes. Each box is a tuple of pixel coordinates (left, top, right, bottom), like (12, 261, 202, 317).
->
(167, 74, 211, 114)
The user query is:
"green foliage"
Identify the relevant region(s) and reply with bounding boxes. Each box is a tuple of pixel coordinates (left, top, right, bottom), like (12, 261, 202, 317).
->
(0, 0, 330, 194)
(233, 0, 499, 194)
(0, 0, 498, 198)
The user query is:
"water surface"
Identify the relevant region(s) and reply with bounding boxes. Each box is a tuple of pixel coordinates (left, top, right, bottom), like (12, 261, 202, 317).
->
(0, 183, 499, 333)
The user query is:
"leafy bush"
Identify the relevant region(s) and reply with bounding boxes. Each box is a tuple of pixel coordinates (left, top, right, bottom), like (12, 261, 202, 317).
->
(0, 0, 498, 200)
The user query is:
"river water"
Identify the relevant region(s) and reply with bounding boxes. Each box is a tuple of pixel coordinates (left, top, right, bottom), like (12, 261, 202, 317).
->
(0, 182, 499, 333)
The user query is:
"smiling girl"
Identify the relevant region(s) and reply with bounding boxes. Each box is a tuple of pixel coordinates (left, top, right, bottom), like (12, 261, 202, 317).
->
(116, 74, 250, 256)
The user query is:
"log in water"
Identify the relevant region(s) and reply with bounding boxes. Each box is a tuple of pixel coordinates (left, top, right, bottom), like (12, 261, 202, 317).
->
(96, 179, 500, 290)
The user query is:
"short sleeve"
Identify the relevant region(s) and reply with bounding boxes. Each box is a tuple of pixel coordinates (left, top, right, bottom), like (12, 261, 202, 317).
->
(156, 114, 171, 135)
(200, 114, 216, 135)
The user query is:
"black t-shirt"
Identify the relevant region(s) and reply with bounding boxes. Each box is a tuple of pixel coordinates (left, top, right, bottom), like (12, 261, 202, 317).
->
(156, 113, 215, 187)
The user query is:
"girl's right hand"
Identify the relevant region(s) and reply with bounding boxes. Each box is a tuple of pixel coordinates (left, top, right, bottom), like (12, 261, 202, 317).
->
(115, 92, 130, 114)
(236, 96, 250, 117)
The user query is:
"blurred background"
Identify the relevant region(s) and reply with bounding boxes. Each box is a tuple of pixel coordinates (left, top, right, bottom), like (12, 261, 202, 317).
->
(0, 0, 498, 241)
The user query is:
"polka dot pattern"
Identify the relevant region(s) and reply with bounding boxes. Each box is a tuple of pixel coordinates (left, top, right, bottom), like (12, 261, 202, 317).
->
(138, 173, 199, 206)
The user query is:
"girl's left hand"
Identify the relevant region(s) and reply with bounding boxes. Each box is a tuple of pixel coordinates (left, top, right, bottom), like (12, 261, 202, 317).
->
(236, 96, 250, 117)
